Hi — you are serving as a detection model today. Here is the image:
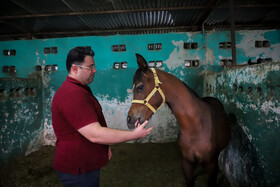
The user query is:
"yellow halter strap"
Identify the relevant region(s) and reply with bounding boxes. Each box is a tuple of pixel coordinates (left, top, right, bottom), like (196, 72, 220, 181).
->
(132, 68, 166, 113)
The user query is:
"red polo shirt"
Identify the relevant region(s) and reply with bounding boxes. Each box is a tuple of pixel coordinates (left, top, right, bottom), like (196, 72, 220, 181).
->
(51, 76, 108, 174)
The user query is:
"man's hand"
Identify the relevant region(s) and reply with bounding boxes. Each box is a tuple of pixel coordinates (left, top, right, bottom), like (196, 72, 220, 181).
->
(133, 120, 153, 139)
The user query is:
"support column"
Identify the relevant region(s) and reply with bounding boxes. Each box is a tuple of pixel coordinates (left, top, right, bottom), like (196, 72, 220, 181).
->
(230, 0, 237, 65)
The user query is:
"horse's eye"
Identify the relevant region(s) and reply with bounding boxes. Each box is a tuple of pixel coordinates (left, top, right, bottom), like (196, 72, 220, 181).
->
(136, 84, 144, 92)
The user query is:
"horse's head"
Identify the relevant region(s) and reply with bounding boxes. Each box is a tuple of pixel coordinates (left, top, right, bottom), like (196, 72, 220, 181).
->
(127, 54, 165, 129)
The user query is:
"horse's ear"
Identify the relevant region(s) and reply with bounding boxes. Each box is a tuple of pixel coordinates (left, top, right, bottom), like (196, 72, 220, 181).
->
(136, 53, 148, 71)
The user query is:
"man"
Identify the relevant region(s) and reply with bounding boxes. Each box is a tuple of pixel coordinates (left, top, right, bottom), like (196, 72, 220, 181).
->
(51, 46, 153, 187)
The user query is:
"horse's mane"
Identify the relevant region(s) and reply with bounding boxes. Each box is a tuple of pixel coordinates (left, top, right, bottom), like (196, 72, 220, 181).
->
(133, 68, 201, 99)
(181, 81, 201, 99)
(164, 69, 201, 99)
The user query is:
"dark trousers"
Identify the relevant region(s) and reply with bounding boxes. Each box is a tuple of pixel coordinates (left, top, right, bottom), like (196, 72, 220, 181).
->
(56, 169, 100, 187)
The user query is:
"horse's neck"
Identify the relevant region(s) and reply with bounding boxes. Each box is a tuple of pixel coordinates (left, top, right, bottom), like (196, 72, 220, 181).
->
(160, 71, 202, 120)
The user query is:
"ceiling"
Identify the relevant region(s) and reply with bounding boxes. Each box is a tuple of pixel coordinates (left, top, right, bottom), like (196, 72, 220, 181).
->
(0, 0, 280, 41)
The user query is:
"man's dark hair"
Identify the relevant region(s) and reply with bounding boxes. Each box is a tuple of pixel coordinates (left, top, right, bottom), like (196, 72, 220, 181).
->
(66, 46, 95, 72)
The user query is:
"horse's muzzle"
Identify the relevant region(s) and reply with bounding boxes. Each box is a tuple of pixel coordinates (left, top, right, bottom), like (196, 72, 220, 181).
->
(127, 115, 136, 129)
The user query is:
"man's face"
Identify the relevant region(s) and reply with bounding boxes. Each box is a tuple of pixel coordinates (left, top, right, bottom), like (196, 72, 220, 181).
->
(76, 55, 96, 85)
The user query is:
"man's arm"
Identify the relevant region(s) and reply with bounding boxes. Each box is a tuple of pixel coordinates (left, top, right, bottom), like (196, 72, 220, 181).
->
(78, 120, 153, 145)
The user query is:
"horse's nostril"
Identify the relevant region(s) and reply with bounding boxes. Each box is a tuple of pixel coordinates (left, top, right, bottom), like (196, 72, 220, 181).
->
(127, 116, 131, 123)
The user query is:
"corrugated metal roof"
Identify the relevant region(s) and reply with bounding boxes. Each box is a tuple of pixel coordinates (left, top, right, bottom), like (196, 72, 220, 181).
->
(0, 0, 280, 41)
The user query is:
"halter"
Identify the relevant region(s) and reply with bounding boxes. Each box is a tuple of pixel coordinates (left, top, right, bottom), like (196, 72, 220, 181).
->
(132, 68, 166, 113)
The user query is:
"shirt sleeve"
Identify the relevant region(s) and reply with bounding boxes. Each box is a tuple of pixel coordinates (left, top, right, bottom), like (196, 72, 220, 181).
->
(60, 90, 99, 130)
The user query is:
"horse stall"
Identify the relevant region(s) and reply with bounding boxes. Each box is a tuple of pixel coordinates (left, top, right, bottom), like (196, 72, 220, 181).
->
(0, 1, 279, 187)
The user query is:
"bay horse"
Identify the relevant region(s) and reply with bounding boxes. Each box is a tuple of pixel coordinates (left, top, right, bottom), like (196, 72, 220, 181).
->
(127, 54, 231, 186)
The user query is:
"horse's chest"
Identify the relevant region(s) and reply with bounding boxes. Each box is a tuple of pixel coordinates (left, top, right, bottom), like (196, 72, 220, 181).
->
(178, 132, 212, 163)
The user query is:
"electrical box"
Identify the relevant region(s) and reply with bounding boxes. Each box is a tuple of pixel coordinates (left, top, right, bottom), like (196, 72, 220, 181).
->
(121, 62, 127, 69)
(219, 42, 231, 49)
(35, 65, 42, 71)
(3, 66, 9, 73)
(148, 43, 162, 51)
(10, 66, 16, 73)
(50, 47, 58, 54)
(113, 62, 127, 69)
(184, 60, 191, 67)
(149, 61, 155, 67)
(113, 62, 120, 69)
(184, 60, 200, 67)
(184, 42, 198, 49)
(52, 64, 58, 71)
(44, 46, 58, 54)
(155, 61, 163, 68)
(111, 45, 126, 52)
(45, 65, 52, 72)
(3, 49, 16, 56)
(255, 40, 270, 48)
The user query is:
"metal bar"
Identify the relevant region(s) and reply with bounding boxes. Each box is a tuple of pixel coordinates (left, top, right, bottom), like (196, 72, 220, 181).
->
(11, 0, 37, 14)
(230, 0, 237, 65)
(0, 20, 34, 39)
(1, 21, 280, 40)
(192, 0, 218, 26)
(1, 20, 280, 39)
(0, 20, 29, 33)
(1, 4, 280, 20)
(0, 26, 193, 39)
(205, 21, 280, 29)
(59, 0, 91, 29)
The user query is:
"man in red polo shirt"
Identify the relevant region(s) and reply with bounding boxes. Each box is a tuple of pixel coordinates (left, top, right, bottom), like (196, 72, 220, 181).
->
(51, 46, 153, 187)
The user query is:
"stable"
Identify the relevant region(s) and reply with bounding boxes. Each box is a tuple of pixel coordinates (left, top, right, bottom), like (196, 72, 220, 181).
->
(0, 0, 279, 186)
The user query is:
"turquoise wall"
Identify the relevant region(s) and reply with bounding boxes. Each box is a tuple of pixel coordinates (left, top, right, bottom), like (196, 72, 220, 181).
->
(0, 30, 279, 186)
(204, 62, 280, 186)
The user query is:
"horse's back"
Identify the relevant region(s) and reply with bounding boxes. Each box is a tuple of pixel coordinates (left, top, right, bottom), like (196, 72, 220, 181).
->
(202, 97, 224, 110)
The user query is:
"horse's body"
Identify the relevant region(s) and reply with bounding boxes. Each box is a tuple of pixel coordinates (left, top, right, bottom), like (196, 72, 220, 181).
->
(127, 54, 231, 186)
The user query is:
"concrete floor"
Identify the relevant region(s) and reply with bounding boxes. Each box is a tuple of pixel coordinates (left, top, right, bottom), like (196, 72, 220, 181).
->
(0, 143, 230, 187)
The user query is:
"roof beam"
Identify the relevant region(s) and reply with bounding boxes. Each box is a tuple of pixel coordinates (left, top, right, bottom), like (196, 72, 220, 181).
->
(0, 26, 193, 39)
(0, 20, 29, 33)
(1, 21, 279, 40)
(230, 0, 237, 65)
(1, 4, 280, 20)
(11, 0, 38, 14)
(191, 0, 218, 31)
(0, 20, 33, 39)
(2, 0, 35, 38)
(204, 21, 280, 30)
(59, 0, 91, 29)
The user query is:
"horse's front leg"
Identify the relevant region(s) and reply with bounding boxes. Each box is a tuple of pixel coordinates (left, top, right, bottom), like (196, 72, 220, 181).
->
(205, 159, 218, 187)
(181, 159, 195, 187)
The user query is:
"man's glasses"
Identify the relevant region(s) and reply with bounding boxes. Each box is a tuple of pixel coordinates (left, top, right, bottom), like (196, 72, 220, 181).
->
(73, 64, 96, 71)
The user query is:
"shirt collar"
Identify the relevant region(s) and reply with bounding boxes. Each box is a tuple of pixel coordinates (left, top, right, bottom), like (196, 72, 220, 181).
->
(66, 76, 83, 85)
(66, 76, 91, 89)
(66, 76, 93, 95)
